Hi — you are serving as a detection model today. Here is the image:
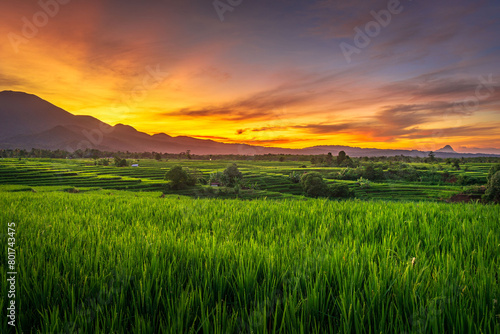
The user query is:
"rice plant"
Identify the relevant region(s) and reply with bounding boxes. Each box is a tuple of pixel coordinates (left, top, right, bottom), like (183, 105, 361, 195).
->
(1, 191, 499, 333)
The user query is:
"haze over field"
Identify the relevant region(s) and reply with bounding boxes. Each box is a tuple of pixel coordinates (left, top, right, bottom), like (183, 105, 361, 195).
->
(1, 0, 499, 153)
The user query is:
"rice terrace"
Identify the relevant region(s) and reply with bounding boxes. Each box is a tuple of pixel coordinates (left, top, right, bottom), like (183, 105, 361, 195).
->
(1, 152, 499, 333)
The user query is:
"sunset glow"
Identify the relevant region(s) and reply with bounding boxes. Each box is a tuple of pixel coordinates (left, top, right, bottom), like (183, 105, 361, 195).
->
(1, 0, 499, 153)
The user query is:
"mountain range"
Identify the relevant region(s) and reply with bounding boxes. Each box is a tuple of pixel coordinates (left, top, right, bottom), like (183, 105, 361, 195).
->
(0, 90, 498, 158)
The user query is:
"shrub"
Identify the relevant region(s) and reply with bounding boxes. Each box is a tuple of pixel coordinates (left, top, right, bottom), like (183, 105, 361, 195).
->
(484, 171, 500, 203)
(114, 157, 128, 167)
(223, 163, 243, 187)
(98, 158, 110, 166)
(300, 172, 353, 198)
(356, 177, 371, 189)
(487, 164, 500, 182)
(330, 183, 354, 198)
(164, 166, 196, 190)
(186, 168, 204, 185)
(209, 171, 228, 186)
(289, 171, 301, 184)
(64, 186, 80, 193)
(300, 172, 330, 198)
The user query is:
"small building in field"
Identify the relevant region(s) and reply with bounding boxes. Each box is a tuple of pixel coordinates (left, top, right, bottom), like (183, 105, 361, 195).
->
(210, 182, 220, 187)
(131, 164, 139, 167)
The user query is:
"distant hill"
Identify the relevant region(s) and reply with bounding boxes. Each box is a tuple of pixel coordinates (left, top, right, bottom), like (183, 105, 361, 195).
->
(436, 145, 456, 153)
(1, 90, 499, 158)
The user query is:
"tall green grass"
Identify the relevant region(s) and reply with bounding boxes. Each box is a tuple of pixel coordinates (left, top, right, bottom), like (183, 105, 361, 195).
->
(1, 192, 499, 333)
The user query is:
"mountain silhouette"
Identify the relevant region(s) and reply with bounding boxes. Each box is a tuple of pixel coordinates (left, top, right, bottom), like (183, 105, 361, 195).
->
(0, 91, 498, 157)
(436, 145, 456, 153)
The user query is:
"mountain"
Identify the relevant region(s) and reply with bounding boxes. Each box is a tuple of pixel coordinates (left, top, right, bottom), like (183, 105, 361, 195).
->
(436, 145, 456, 153)
(0, 91, 499, 157)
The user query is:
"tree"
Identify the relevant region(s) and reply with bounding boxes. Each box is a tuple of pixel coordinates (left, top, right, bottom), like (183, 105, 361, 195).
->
(114, 157, 128, 167)
(337, 151, 347, 165)
(223, 163, 243, 187)
(428, 151, 435, 162)
(364, 164, 376, 180)
(154, 153, 162, 161)
(484, 171, 500, 203)
(300, 172, 330, 198)
(487, 164, 500, 182)
(326, 152, 334, 165)
(164, 166, 196, 190)
(452, 159, 460, 170)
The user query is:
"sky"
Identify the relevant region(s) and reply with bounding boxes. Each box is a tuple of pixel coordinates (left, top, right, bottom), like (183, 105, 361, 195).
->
(1, 0, 500, 153)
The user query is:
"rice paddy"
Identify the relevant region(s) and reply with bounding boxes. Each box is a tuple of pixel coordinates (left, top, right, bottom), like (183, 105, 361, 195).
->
(0, 158, 499, 333)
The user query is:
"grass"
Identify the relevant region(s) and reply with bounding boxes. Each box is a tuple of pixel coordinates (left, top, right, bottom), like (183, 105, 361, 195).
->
(0, 158, 498, 332)
(0, 191, 499, 333)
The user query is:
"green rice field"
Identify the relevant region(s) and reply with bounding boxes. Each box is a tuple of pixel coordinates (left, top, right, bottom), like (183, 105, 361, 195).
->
(0, 159, 499, 333)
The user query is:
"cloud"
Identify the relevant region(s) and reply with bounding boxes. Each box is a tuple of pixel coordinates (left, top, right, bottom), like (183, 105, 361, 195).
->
(403, 125, 500, 139)
(166, 80, 321, 121)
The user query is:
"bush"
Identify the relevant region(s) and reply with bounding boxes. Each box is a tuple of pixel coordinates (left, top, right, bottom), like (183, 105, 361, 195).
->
(330, 183, 354, 198)
(114, 157, 128, 167)
(487, 164, 500, 182)
(300, 172, 353, 198)
(484, 171, 500, 203)
(186, 168, 205, 185)
(289, 171, 301, 183)
(98, 158, 110, 166)
(64, 186, 80, 193)
(164, 166, 196, 190)
(223, 163, 243, 187)
(356, 177, 371, 189)
(300, 172, 331, 198)
(462, 185, 486, 196)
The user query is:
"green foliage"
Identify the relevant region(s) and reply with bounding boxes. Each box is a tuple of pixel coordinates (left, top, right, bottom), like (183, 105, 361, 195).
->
(64, 186, 80, 193)
(288, 171, 301, 184)
(300, 172, 331, 197)
(356, 177, 371, 189)
(337, 151, 347, 165)
(0, 192, 499, 333)
(484, 171, 500, 203)
(0, 158, 491, 201)
(363, 164, 384, 181)
(97, 158, 110, 166)
(487, 164, 500, 182)
(114, 157, 128, 167)
(164, 166, 196, 190)
(330, 183, 354, 198)
(209, 171, 228, 185)
(428, 151, 436, 162)
(223, 163, 243, 187)
(301, 172, 353, 198)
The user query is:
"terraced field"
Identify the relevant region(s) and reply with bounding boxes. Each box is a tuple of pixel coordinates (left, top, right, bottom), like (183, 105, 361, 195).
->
(1, 158, 498, 333)
(0, 158, 491, 201)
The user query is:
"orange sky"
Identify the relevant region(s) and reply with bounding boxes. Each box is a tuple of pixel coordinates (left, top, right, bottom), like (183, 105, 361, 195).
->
(1, 0, 499, 153)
